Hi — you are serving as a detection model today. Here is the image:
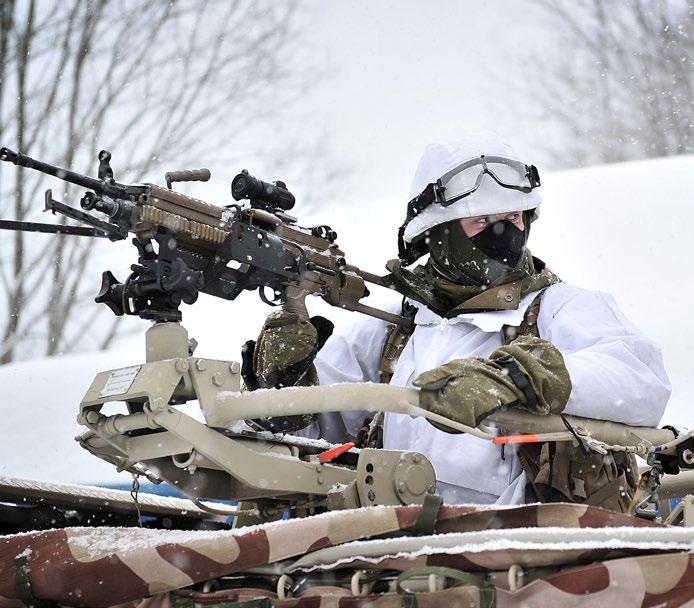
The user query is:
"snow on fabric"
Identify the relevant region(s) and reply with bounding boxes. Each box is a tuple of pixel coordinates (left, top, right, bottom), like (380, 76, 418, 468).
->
(0, 503, 684, 607)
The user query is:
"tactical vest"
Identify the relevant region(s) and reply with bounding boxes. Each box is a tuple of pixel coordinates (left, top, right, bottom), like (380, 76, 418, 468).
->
(367, 295, 639, 513)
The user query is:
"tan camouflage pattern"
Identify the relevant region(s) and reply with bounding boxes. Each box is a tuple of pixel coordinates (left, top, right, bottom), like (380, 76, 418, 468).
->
(0, 503, 689, 608)
(250, 309, 320, 431)
(253, 310, 318, 389)
(415, 335, 571, 429)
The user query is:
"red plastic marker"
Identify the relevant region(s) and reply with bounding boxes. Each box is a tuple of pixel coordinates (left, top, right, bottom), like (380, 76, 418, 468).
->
(318, 441, 355, 463)
(492, 434, 542, 445)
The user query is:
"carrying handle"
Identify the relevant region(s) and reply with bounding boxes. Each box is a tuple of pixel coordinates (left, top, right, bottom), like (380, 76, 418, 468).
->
(165, 168, 211, 189)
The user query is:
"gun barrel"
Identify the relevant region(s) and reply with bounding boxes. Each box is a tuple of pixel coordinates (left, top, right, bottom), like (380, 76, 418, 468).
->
(1, 147, 107, 193)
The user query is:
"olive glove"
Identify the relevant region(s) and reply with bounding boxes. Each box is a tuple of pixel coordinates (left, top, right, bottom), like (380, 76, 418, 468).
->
(241, 309, 333, 433)
(414, 335, 572, 431)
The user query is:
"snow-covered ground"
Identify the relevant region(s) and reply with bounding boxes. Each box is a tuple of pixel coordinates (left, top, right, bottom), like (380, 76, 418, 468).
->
(0, 154, 691, 486)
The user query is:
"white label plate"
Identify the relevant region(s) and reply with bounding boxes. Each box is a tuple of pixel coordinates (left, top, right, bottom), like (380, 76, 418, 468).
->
(99, 365, 142, 398)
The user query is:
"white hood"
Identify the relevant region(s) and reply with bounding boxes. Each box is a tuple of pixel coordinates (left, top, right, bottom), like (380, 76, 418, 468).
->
(404, 132, 542, 243)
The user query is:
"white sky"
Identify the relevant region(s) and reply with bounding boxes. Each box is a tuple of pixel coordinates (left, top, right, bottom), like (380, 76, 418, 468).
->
(299, 0, 552, 205)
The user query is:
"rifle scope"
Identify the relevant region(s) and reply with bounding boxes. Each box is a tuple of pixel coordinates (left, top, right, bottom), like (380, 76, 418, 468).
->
(231, 170, 295, 211)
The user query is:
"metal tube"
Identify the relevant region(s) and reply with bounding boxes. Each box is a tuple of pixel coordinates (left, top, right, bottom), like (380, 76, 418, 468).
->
(488, 409, 676, 449)
(0, 147, 105, 192)
(210, 383, 677, 449)
(171, 450, 223, 471)
(100, 412, 153, 436)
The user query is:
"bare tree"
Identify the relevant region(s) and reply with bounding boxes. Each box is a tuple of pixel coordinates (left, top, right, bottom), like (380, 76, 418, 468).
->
(520, 0, 692, 167)
(0, 0, 337, 363)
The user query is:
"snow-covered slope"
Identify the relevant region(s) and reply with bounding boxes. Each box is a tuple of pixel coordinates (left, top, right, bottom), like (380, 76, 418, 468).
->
(0, 154, 691, 485)
(0, 346, 141, 485)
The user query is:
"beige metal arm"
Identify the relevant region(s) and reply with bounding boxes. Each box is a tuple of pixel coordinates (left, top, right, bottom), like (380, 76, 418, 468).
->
(210, 383, 678, 454)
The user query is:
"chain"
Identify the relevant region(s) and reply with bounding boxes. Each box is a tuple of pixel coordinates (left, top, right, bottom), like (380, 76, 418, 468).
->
(571, 427, 653, 458)
(130, 473, 142, 527)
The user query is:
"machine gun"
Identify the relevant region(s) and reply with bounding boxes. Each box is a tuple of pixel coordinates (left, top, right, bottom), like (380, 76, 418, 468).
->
(0, 147, 409, 327)
(0, 147, 432, 523)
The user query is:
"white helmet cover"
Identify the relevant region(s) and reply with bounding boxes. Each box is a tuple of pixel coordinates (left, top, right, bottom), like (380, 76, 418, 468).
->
(404, 132, 542, 243)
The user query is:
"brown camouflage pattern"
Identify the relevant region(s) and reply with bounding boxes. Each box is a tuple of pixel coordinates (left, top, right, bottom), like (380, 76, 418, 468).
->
(0, 503, 690, 608)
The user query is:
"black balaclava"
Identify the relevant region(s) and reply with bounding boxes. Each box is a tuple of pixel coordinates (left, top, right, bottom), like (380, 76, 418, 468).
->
(470, 220, 525, 267)
(426, 212, 533, 286)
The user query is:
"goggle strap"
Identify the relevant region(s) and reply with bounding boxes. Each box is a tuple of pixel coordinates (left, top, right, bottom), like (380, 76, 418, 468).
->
(404, 182, 437, 227)
(529, 165, 540, 188)
(397, 226, 429, 264)
(397, 223, 409, 260)
(398, 185, 436, 263)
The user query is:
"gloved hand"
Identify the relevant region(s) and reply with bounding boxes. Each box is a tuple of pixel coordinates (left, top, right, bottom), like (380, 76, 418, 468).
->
(241, 308, 333, 433)
(252, 309, 334, 389)
(414, 335, 571, 431)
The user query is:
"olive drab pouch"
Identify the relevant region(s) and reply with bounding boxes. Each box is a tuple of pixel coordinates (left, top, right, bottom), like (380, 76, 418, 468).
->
(503, 294, 639, 514)
(517, 441, 639, 513)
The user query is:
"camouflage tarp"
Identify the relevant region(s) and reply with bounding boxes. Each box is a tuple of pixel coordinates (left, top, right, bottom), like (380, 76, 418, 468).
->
(0, 503, 692, 607)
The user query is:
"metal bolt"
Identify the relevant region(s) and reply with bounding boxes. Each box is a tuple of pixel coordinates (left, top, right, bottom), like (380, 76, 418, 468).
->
(195, 359, 207, 371)
(212, 372, 223, 387)
(85, 411, 100, 424)
(150, 397, 167, 412)
(175, 358, 189, 373)
(317, 476, 324, 485)
(397, 486, 405, 494)
(412, 454, 421, 464)
(229, 361, 241, 374)
(682, 449, 694, 465)
(504, 294, 514, 302)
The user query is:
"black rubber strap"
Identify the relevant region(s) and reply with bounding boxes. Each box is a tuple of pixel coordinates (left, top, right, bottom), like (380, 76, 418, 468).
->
(412, 492, 443, 535)
(14, 554, 57, 608)
(495, 355, 538, 409)
(398, 184, 437, 264)
(561, 414, 590, 456)
(240, 340, 259, 391)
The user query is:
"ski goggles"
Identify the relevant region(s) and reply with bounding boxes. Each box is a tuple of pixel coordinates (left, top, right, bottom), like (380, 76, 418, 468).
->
(434, 155, 541, 207)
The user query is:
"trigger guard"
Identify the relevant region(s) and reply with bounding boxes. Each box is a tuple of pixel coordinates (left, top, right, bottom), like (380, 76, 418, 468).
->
(259, 286, 285, 307)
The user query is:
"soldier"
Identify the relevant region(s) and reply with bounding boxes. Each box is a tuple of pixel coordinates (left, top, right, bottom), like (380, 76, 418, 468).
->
(251, 132, 671, 510)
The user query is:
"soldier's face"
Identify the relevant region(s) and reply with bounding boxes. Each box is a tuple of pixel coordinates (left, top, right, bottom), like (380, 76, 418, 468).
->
(459, 212, 524, 238)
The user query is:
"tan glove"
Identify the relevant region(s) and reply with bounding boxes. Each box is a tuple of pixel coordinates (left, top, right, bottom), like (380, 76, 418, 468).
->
(414, 335, 572, 431)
